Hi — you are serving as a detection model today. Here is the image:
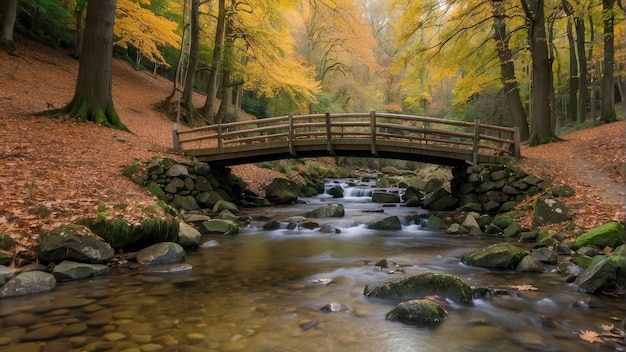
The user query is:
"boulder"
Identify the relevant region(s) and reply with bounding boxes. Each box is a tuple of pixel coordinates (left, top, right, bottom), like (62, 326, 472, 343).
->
(405, 196, 422, 207)
(371, 192, 401, 203)
(421, 215, 448, 230)
(327, 185, 344, 198)
(216, 209, 238, 221)
(531, 247, 557, 264)
(262, 221, 281, 231)
(532, 196, 572, 227)
(502, 222, 523, 238)
(265, 178, 299, 204)
(423, 188, 458, 211)
(199, 219, 239, 235)
(402, 186, 422, 201)
(165, 164, 189, 178)
(177, 222, 201, 249)
(573, 222, 624, 250)
(552, 184, 575, 197)
(319, 224, 340, 234)
(0, 271, 56, 298)
(172, 195, 200, 211)
(52, 260, 109, 281)
(196, 191, 223, 209)
(446, 223, 468, 235)
(37, 224, 114, 263)
(367, 216, 402, 230)
(213, 200, 239, 214)
(462, 243, 526, 269)
(364, 272, 473, 303)
(136, 242, 186, 265)
(460, 215, 480, 230)
(386, 299, 448, 327)
(306, 204, 345, 218)
(516, 255, 545, 272)
(572, 259, 617, 293)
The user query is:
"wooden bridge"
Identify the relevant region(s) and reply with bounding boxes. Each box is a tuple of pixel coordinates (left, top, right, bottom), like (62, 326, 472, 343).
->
(173, 112, 521, 166)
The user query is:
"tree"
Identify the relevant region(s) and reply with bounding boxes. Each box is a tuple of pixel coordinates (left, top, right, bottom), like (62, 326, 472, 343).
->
(491, 1, 530, 141)
(0, 0, 18, 51)
(521, 0, 558, 146)
(600, 0, 616, 123)
(181, 0, 200, 123)
(73, 0, 87, 58)
(201, 0, 226, 120)
(49, 0, 128, 131)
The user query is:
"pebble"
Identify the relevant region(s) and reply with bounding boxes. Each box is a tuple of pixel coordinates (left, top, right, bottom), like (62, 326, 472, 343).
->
(186, 332, 206, 344)
(20, 325, 64, 341)
(140, 343, 164, 352)
(104, 332, 127, 341)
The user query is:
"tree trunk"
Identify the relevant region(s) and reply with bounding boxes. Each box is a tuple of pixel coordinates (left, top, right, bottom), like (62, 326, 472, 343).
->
(215, 20, 234, 124)
(162, 0, 189, 106)
(492, 2, 529, 141)
(52, 0, 127, 131)
(0, 0, 18, 51)
(73, 1, 87, 59)
(600, 0, 616, 123)
(565, 18, 578, 122)
(181, 0, 200, 124)
(522, 0, 556, 146)
(575, 16, 587, 123)
(201, 0, 226, 122)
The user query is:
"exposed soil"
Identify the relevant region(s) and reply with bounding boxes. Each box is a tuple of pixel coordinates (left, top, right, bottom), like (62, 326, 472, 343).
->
(0, 38, 624, 257)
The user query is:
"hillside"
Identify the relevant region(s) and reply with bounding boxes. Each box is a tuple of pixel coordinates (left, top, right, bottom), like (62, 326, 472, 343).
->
(0, 38, 624, 256)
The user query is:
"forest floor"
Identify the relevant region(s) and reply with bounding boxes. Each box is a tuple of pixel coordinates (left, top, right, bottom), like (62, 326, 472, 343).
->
(0, 38, 624, 256)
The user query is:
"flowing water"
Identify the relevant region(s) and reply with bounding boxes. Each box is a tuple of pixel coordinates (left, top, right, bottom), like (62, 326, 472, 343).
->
(0, 179, 624, 352)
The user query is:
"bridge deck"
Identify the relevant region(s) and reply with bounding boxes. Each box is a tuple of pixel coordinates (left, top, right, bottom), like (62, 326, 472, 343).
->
(175, 112, 520, 166)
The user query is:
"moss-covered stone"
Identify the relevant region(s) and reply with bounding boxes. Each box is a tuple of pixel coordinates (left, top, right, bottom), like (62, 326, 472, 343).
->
(364, 273, 473, 303)
(462, 243, 526, 269)
(199, 219, 239, 235)
(367, 216, 402, 230)
(573, 222, 625, 250)
(385, 299, 448, 327)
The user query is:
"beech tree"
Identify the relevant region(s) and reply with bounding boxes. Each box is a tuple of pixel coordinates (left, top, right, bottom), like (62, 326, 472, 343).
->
(600, 0, 616, 123)
(51, 0, 129, 131)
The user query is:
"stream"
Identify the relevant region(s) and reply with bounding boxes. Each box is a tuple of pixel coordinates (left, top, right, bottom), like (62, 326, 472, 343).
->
(0, 179, 624, 352)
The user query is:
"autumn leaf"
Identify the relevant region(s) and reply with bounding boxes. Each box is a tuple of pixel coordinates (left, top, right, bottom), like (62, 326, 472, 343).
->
(579, 330, 604, 344)
(509, 284, 538, 291)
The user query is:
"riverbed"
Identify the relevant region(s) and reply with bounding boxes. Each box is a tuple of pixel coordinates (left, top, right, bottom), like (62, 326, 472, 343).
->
(0, 180, 624, 351)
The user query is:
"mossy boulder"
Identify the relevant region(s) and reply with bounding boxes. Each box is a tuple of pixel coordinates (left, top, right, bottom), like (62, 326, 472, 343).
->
(386, 299, 448, 327)
(421, 215, 448, 230)
(462, 243, 526, 269)
(572, 259, 617, 293)
(84, 216, 179, 250)
(364, 273, 473, 303)
(306, 204, 345, 218)
(52, 260, 110, 282)
(532, 196, 572, 227)
(573, 222, 625, 250)
(199, 219, 239, 235)
(212, 200, 239, 214)
(265, 178, 299, 204)
(37, 224, 114, 263)
(367, 216, 402, 230)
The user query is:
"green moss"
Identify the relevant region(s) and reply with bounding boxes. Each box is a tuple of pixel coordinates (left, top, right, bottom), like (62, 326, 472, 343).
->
(574, 222, 625, 250)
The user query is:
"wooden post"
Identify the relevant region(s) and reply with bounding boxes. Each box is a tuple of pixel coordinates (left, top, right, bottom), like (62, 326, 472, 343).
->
(289, 115, 296, 156)
(513, 126, 521, 157)
(172, 123, 179, 152)
(218, 124, 223, 152)
(325, 112, 335, 154)
(370, 111, 377, 155)
(472, 119, 480, 164)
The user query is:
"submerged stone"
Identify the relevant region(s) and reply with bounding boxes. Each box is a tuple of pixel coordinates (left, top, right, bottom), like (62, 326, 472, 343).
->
(364, 272, 473, 303)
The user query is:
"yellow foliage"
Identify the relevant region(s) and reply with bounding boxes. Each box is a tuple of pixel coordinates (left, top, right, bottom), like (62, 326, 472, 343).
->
(115, 0, 181, 67)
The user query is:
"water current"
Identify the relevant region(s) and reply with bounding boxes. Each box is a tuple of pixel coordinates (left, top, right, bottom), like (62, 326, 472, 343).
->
(0, 179, 624, 352)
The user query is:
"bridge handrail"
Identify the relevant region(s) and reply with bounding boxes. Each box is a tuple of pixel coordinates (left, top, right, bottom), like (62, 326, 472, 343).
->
(174, 111, 521, 164)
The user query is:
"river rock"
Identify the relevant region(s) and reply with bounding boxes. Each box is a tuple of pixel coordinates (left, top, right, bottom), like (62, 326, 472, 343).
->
(319, 224, 340, 234)
(531, 247, 557, 264)
(327, 185, 344, 198)
(199, 219, 239, 235)
(0, 271, 56, 298)
(52, 260, 109, 281)
(320, 302, 351, 312)
(572, 258, 617, 293)
(172, 195, 200, 211)
(177, 222, 201, 249)
(421, 215, 448, 230)
(37, 224, 114, 264)
(573, 222, 625, 250)
(405, 196, 422, 207)
(532, 196, 572, 227)
(367, 216, 402, 230)
(265, 178, 299, 204)
(423, 188, 458, 211)
(558, 261, 582, 277)
(402, 186, 422, 201)
(446, 223, 468, 234)
(200, 240, 221, 249)
(136, 242, 185, 265)
(306, 204, 345, 218)
(516, 255, 545, 272)
(371, 191, 401, 203)
(386, 299, 448, 327)
(213, 200, 239, 214)
(462, 243, 526, 269)
(364, 272, 473, 303)
(502, 222, 523, 238)
(460, 214, 480, 230)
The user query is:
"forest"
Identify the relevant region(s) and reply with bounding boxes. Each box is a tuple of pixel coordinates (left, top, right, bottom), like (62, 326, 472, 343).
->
(0, 0, 624, 146)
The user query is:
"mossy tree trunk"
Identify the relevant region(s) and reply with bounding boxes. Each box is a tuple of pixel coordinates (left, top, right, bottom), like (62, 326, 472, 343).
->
(56, 0, 129, 131)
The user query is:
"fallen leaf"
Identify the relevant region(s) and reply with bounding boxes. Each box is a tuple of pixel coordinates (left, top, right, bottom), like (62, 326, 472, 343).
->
(509, 284, 539, 291)
(579, 330, 603, 344)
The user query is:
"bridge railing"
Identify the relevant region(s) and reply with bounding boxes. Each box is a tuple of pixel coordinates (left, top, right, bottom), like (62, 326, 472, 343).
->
(174, 112, 520, 163)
